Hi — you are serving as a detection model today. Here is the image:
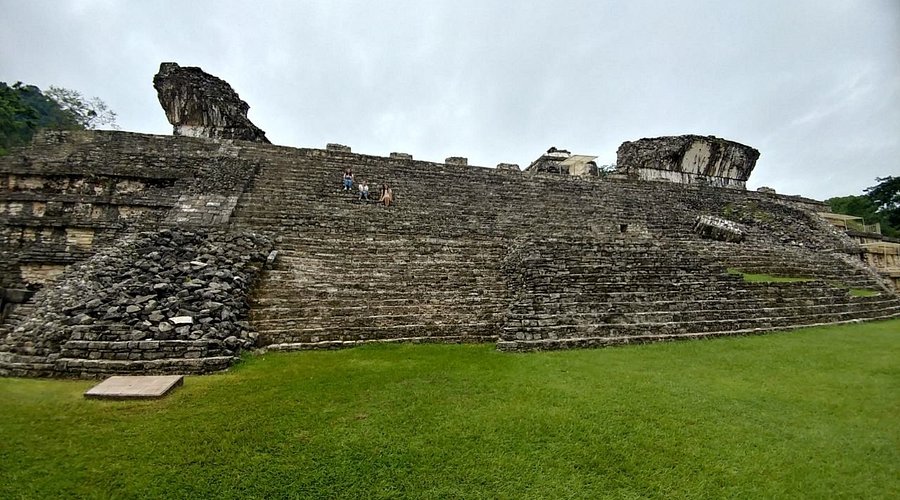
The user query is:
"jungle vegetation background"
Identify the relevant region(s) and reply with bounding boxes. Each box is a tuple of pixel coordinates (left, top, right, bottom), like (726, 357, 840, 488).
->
(0, 81, 118, 155)
(827, 176, 900, 238)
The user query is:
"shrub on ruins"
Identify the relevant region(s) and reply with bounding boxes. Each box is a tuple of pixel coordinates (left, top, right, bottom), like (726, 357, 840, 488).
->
(0, 81, 118, 155)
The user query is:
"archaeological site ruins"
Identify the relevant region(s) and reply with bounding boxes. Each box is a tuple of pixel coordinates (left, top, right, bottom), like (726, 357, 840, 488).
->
(2, 62, 898, 377)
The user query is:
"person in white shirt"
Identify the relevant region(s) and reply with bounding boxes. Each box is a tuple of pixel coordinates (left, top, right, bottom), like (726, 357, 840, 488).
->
(358, 180, 370, 201)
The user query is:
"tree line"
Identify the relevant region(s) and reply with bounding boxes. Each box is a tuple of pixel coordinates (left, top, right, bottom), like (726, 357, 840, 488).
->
(827, 177, 900, 238)
(0, 81, 117, 155)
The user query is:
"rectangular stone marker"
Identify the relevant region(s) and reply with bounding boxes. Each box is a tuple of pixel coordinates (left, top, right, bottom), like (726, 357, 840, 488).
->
(84, 375, 184, 400)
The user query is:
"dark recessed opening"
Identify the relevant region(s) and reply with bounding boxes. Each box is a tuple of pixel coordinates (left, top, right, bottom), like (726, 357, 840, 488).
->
(619, 224, 628, 233)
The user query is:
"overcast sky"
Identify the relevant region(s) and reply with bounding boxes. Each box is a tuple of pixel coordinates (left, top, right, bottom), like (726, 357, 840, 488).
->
(2, 0, 898, 199)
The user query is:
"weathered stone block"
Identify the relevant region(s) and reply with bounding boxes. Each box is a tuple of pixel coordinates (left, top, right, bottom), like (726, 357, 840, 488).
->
(445, 157, 468, 166)
(617, 135, 759, 189)
(153, 62, 269, 143)
(699, 216, 744, 243)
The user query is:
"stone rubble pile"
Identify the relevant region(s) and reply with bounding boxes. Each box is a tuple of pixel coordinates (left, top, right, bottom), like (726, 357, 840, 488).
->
(694, 215, 745, 243)
(1, 228, 272, 374)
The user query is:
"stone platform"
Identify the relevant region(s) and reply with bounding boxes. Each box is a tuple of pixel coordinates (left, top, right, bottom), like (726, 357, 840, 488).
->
(84, 375, 184, 399)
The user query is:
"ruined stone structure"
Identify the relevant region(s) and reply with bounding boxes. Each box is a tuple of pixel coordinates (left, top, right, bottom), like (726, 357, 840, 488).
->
(153, 63, 270, 143)
(525, 147, 599, 177)
(818, 212, 900, 288)
(1, 65, 898, 377)
(617, 135, 760, 189)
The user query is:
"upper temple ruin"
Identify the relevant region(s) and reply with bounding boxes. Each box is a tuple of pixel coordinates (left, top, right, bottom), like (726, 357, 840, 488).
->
(617, 135, 760, 189)
(1, 63, 898, 377)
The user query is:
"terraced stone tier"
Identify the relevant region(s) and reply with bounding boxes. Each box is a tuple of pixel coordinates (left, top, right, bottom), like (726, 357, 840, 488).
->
(247, 233, 508, 347)
(499, 236, 900, 350)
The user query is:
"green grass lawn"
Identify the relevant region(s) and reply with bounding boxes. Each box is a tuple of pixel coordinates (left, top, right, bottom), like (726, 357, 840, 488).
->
(726, 268, 815, 283)
(2, 320, 898, 499)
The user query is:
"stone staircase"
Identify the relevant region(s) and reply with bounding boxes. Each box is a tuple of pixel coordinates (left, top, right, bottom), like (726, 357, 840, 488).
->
(223, 145, 900, 351)
(229, 148, 516, 348)
(249, 233, 507, 348)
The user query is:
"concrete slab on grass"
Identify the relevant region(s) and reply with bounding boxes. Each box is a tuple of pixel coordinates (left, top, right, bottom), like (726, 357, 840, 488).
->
(84, 375, 184, 400)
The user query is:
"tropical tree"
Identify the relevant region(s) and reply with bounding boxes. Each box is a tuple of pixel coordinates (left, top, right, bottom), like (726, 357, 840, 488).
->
(0, 83, 38, 154)
(45, 85, 118, 130)
(865, 176, 899, 235)
(0, 81, 118, 155)
(828, 177, 900, 237)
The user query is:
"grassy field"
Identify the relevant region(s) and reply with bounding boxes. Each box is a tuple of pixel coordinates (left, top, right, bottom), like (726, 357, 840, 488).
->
(1, 320, 898, 499)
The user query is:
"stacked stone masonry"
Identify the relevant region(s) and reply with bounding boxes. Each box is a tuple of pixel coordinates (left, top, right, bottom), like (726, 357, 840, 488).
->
(1, 130, 898, 377)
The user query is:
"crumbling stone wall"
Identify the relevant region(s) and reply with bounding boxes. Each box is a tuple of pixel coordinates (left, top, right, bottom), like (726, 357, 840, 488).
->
(0, 130, 258, 292)
(0, 131, 263, 377)
(0, 228, 272, 377)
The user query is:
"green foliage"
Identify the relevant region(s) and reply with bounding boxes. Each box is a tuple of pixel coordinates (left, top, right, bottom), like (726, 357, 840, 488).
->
(726, 268, 814, 282)
(45, 85, 118, 130)
(866, 176, 900, 211)
(828, 177, 900, 237)
(865, 176, 900, 236)
(2, 320, 898, 498)
(596, 163, 617, 178)
(0, 81, 118, 156)
(828, 195, 880, 222)
(0, 83, 39, 154)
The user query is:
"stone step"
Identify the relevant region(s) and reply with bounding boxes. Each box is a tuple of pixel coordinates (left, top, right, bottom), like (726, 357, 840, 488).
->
(251, 292, 506, 306)
(252, 311, 504, 330)
(506, 299, 900, 324)
(508, 294, 894, 314)
(265, 333, 497, 352)
(497, 313, 900, 351)
(54, 356, 235, 376)
(504, 306, 900, 341)
(252, 282, 507, 299)
(59, 339, 228, 361)
(257, 322, 499, 345)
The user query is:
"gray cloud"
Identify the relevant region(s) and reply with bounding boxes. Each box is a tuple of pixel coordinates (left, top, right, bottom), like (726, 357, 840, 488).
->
(2, 0, 897, 199)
